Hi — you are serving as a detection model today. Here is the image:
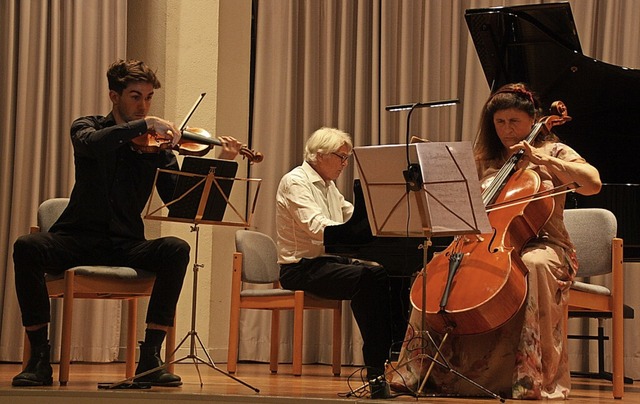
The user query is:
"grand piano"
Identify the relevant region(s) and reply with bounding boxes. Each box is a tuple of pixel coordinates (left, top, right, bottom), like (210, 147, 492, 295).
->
(465, 2, 640, 261)
(325, 3, 639, 265)
(324, 179, 426, 277)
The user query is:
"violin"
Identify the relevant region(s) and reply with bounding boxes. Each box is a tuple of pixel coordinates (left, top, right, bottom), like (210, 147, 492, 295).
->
(410, 101, 571, 335)
(131, 127, 264, 163)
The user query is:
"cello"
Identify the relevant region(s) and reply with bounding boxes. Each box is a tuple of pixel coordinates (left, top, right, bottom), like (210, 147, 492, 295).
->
(410, 101, 572, 335)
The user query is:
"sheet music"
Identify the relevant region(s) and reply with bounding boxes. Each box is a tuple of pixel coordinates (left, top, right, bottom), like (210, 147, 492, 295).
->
(416, 142, 491, 235)
(353, 142, 490, 238)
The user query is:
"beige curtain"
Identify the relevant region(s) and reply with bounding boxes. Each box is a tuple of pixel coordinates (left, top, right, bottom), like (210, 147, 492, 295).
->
(245, 0, 640, 378)
(0, 0, 127, 362)
(1, 0, 639, 381)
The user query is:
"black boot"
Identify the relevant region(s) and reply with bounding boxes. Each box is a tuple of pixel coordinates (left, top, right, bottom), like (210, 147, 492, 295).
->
(12, 343, 53, 387)
(134, 343, 182, 387)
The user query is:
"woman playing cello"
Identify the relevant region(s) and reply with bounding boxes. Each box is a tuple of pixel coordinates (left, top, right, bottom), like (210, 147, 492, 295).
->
(389, 83, 601, 399)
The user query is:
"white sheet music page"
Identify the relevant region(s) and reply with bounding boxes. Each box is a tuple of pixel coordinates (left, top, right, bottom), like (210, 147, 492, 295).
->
(353, 142, 490, 238)
(415, 141, 491, 236)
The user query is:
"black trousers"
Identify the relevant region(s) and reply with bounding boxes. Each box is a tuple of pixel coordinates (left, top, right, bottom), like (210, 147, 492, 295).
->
(280, 255, 393, 376)
(13, 232, 190, 327)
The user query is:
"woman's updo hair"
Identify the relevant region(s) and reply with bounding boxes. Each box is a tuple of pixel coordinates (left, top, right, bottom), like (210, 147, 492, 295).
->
(485, 83, 540, 118)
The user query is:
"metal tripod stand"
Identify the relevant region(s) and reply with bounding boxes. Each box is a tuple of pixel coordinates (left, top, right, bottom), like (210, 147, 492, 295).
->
(166, 224, 259, 390)
(104, 224, 259, 392)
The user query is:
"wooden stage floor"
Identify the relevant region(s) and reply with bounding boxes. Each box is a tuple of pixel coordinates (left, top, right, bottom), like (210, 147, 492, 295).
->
(0, 361, 637, 403)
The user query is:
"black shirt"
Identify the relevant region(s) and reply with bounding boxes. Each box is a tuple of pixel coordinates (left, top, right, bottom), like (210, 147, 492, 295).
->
(50, 113, 178, 241)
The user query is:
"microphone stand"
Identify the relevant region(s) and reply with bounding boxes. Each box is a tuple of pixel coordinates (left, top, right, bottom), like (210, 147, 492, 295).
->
(386, 98, 459, 332)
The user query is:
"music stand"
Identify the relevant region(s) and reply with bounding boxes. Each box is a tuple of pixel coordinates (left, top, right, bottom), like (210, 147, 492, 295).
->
(103, 158, 262, 392)
(352, 142, 503, 400)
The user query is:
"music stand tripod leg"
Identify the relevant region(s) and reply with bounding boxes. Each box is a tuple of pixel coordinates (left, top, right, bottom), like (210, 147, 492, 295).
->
(169, 224, 260, 391)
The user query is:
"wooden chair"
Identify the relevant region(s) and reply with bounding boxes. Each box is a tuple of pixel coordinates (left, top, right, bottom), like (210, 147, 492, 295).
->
(22, 198, 175, 385)
(227, 230, 342, 376)
(564, 208, 631, 399)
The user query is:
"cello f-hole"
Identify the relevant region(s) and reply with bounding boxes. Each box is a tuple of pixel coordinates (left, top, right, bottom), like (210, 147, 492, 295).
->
(487, 228, 499, 253)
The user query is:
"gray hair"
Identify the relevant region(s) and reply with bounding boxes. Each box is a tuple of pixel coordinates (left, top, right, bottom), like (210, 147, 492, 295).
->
(304, 127, 352, 163)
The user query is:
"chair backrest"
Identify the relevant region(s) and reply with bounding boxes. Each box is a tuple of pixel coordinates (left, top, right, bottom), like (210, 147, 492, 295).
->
(563, 208, 617, 277)
(38, 198, 70, 232)
(235, 230, 281, 284)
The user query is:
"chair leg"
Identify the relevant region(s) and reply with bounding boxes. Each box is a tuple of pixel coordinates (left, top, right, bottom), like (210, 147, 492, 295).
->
(612, 237, 624, 399)
(612, 308, 624, 398)
(227, 304, 241, 374)
(331, 306, 342, 376)
(270, 310, 280, 374)
(228, 253, 242, 374)
(59, 272, 75, 385)
(126, 299, 137, 378)
(292, 293, 304, 376)
(166, 319, 176, 374)
(596, 322, 606, 376)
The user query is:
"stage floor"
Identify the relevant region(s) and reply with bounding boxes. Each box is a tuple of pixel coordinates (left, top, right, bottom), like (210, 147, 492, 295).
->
(1, 361, 637, 403)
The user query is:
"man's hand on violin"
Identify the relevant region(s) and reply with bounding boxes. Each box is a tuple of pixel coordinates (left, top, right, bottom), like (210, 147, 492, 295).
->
(217, 135, 242, 160)
(145, 116, 182, 146)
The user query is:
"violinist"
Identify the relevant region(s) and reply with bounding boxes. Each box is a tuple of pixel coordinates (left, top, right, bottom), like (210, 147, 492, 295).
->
(12, 59, 241, 387)
(389, 83, 601, 399)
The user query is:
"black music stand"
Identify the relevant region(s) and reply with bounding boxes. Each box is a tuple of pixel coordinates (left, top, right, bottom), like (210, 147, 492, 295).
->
(102, 158, 261, 392)
(352, 142, 503, 400)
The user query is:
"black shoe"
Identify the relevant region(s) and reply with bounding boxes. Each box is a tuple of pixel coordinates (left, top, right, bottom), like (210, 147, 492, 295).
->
(369, 375, 392, 399)
(134, 343, 182, 387)
(12, 343, 53, 387)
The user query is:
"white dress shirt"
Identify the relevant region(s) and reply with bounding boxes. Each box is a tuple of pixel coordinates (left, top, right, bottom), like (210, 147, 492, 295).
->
(276, 161, 354, 264)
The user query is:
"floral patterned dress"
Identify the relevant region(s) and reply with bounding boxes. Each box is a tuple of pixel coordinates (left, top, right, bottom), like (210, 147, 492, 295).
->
(388, 142, 585, 399)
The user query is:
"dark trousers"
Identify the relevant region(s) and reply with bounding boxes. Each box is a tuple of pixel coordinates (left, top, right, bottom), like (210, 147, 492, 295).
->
(280, 255, 393, 375)
(13, 232, 190, 327)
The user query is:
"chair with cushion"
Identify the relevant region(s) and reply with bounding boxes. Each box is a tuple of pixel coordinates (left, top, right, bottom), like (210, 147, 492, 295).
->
(22, 197, 175, 385)
(564, 207, 633, 399)
(227, 229, 342, 376)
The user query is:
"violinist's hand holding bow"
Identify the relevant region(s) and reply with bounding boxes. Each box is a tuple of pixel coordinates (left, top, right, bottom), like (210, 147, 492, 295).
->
(144, 116, 182, 146)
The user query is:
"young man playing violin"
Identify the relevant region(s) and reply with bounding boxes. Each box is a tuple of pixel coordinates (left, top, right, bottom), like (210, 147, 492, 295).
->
(12, 59, 241, 387)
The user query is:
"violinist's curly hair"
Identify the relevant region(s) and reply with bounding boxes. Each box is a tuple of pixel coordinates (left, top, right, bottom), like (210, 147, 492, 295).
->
(107, 59, 161, 94)
(473, 83, 557, 165)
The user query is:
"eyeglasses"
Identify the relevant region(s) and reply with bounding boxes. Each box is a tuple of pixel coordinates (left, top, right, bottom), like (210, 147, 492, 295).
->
(331, 152, 352, 163)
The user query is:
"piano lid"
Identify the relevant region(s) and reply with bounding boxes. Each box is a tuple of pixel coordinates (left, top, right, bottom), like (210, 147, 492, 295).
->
(465, 2, 640, 185)
(466, 2, 640, 261)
